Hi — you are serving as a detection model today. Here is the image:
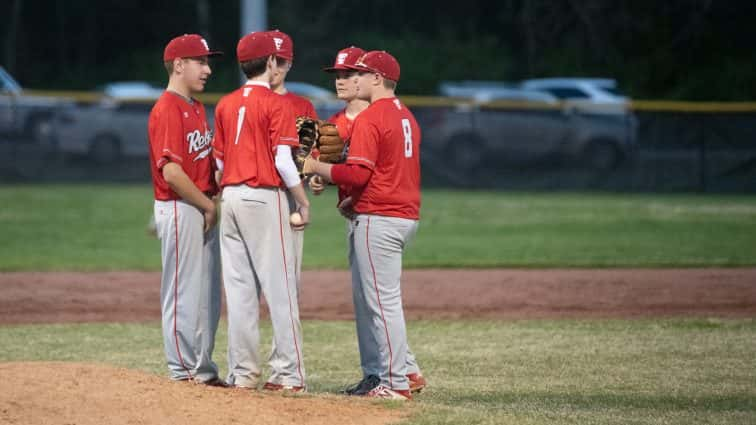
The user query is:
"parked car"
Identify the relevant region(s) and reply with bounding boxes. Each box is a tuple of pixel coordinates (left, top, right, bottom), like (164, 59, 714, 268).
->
(0, 66, 73, 145)
(426, 80, 637, 174)
(520, 78, 631, 115)
(54, 81, 164, 163)
(55, 80, 343, 163)
(438, 80, 556, 103)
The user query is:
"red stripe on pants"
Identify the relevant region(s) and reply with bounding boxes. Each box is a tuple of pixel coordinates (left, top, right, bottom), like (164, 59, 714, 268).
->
(173, 200, 192, 379)
(366, 216, 394, 388)
(276, 191, 304, 386)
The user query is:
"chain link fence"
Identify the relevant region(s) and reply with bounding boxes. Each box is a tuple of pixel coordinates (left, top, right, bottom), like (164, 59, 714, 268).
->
(1, 97, 755, 192)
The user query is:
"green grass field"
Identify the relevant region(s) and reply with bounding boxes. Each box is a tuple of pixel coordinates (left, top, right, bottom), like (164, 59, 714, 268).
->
(0, 184, 755, 270)
(1, 184, 755, 424)
(1, 319, 754, 424)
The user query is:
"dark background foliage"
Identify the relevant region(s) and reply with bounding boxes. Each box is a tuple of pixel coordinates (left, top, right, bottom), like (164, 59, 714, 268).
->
(2, 0, 753, 100)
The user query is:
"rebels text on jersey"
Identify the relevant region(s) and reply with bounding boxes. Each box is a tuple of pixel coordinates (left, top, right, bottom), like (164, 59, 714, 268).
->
(347, 97, 421, 220)
(212, 82, 299, 188)
(148, 92, 217, 200)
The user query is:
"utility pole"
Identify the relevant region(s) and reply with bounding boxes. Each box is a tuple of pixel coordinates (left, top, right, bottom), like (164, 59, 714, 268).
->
(240, 0, 267, 83)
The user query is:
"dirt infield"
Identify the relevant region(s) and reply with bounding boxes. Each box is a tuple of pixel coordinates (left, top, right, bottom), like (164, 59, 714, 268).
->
(1, 268, 755, 424)
(0, 362, 406, 425)
(1, 268, 755, 324)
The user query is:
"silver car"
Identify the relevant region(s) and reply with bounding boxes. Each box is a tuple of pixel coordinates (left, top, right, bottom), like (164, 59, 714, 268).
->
(0, 66, 73, 145)
(54, 81, 163, 163)
(425, 80, 637, 177)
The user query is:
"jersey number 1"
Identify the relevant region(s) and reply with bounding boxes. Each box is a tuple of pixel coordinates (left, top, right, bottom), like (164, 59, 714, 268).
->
(401, 118, 412, 158)
(233, 106, 246, 145)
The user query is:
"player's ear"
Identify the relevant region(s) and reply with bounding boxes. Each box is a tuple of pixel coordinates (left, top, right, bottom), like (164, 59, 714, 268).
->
(173, 58, 184, 74)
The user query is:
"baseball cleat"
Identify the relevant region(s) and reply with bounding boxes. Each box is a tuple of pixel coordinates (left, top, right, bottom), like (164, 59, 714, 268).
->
(407, 372, 426, 393)
(195, 377, 230, 387)
(262, 382, 307, 393)
(365, 384, 411, 401)
(343, 374, 380, 396)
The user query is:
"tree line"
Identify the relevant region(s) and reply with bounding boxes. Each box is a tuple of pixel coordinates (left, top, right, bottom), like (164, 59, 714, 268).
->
(2, 0, 753, 100)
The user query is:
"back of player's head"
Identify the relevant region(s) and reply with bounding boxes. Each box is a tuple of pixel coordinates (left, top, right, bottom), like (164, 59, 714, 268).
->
(237, 31, 278, 62)
(346, 50, 400, 85)
(323, 46, 366, 73)
(237, 31, 285, 78)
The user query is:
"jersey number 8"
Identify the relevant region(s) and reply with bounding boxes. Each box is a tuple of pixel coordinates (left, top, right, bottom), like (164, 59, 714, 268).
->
(401, 118, 412, 158)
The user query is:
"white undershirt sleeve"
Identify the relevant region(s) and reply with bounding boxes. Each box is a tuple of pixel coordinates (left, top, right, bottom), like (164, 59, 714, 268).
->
(215, 158, 224, 172)
(274, 145, 302, 188)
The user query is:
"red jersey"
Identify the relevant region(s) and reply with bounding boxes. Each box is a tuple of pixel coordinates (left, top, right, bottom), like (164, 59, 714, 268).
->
(212, 82, 299, 188)
(281, 91, 318, 119)
(328, 109, 355, 142)
(347, 97, 421, 219)
(148, 91, 217, 200)
(328, 109, 357, 204)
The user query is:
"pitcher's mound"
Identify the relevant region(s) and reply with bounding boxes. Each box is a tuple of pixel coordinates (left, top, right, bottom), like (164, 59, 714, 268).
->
(0, 362, 406, 425)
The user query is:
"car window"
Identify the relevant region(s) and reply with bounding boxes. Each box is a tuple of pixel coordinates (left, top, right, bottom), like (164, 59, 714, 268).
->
(602, 87, 624, 96)
(0, 67, 22, 94)
(543, 87, 589, 99)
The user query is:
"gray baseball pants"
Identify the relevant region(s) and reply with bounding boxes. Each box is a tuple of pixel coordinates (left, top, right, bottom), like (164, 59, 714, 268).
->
(220, 185, 306, 388)
(154, 199, 222, 383)
(349, 214, 420, 390)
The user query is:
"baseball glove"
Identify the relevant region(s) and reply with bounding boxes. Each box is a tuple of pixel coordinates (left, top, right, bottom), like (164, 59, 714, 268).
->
(316, 121, 347, 163)
(294, 116, 318, 172)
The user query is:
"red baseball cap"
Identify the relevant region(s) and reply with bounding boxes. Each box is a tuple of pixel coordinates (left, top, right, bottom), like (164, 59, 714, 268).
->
(268, 30, 293, 61)
(323, 46, 366, 72)
(237, 31, 279, 62)
(346, 50, 400, 82)
(163, 34, 222, 61)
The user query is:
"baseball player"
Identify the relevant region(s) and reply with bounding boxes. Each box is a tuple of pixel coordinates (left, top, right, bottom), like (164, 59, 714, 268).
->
(147, 34, 224, 386)
(304, 50, 422, 400)
(263, 29, 319, 385)
(311, 46, 426, 396)
(268, 29, 318, 289)
(212, 31, 308, 392)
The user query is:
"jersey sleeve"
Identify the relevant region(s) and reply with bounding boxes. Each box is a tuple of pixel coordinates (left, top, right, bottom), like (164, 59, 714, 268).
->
(212, 101, 226, 160)
(269, 96, 300, 149)
(152, 106, 185, 170)
(305, 99, 318, 120)
(346, 117, 380, 170)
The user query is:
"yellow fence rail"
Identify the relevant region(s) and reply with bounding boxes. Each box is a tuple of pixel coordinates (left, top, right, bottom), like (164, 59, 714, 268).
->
(19, 89, 756, 113)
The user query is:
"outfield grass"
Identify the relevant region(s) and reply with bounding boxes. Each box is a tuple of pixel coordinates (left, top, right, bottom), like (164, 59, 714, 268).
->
(1, 319, 754, 424)
(0, 184, 755, 270)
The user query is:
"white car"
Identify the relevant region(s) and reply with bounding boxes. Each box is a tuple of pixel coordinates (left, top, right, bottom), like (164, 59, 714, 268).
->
(520, 78, 631, 115)
(438, 80, 558, 104)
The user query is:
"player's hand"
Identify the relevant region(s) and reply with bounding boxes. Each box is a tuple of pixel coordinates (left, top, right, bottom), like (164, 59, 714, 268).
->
(302, 153, 318, 176)
(292, 205, 310, 231)
(338, 196, 356, 220)
(309, 175, 326, 195)
(203, 203, 218, 232)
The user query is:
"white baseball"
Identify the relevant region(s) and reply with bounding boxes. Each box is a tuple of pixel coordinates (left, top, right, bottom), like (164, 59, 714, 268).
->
(290, 211, 303, 226)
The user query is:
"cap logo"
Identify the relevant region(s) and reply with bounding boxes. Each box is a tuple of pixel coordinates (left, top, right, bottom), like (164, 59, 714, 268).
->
(200, 38, 209, 51)
(273, 37, 284, 51)
(337, 53, 348, 65)
(355, 57, 367, 68)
